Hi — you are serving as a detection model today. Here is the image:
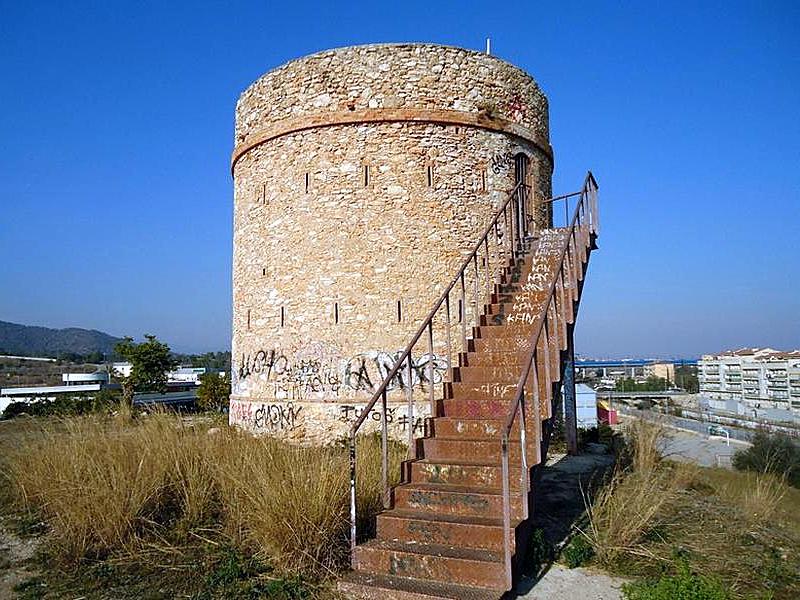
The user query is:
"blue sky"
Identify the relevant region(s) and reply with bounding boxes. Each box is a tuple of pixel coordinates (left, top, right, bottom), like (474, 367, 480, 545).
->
(1, 1, 798, 357)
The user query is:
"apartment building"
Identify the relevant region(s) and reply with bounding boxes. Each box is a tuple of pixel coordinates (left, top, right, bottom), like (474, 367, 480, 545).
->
(698, 348, 800, 412)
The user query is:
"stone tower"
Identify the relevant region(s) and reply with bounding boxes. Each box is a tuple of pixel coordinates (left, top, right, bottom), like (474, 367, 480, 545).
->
(230, 43, 553, 441)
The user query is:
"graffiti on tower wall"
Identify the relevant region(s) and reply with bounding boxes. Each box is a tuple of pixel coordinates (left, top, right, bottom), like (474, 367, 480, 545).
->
(233, 346, 448, 401)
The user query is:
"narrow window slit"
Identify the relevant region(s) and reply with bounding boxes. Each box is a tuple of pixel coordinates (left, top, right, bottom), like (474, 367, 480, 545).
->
(280, 306, 285, 328)
(397, 299, 402, 323)
(363, 164, 370, 187)
(246, 309, 251, 331)
(481, 169, 487, 192)
(334, 302, 340, 324)
(426, 164, 434, 187)
(304, 172, 310, 193)
(458, 299, 463, 323)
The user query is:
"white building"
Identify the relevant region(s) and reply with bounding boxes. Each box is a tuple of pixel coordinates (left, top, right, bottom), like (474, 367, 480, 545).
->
(562, 383, 598, 429)
(110, 363, 206, 384)
(576, 383, 598, 428)
(698, 348, 800, 413)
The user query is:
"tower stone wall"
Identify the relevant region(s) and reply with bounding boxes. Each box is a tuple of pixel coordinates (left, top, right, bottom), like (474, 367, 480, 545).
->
(230, 43, 553, 442)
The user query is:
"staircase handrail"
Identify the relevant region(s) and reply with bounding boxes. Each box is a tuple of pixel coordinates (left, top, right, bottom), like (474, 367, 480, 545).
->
(348, 179, 531, 560)
(498, 171, 599, 587)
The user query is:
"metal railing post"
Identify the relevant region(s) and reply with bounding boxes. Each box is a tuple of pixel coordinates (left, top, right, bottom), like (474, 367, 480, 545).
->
(427, 320, 435, 417)
(520, 389, 529, 519)
(406, 354, 414, 458)
(484, 237, 491, 302)
(501, 433, 512, 589)
(381, 389, 389, 508)
(349, 431, 357, 565)
(445, 292, 453, 378)
(473, 253, 479, 329)
(459, 273, 467, 355)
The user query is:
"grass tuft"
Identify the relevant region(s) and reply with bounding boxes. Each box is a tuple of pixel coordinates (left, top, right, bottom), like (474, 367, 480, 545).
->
(0, 411, 404, 585)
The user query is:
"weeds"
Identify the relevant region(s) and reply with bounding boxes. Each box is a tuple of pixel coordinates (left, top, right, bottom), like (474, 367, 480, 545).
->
(0, 412, 404, 587)
(622, 560, 729, 600)
(581, 420, 800, 599)
(732, 431, 800, 488)
(562, 535, 594, 568)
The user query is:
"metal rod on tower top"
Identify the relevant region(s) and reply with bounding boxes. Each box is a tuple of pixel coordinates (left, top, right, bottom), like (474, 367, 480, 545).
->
(486, 38, 491, 55)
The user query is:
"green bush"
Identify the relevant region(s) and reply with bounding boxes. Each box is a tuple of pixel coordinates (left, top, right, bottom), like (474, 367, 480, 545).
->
(2, 390, 118, 419)
(562, 535, 594, 568)
(733, 431, 800, 488)
(623, 563, 729, 600)
(196, 372, 231, 412)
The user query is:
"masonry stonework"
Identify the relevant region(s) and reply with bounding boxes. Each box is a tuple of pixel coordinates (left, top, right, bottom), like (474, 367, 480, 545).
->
(230, 44, 553, 443)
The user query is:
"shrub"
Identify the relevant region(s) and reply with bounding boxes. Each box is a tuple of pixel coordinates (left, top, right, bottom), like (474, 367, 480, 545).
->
(197, 372, 231, 412)
(562, 534, 594, 568)
(2, 390, 118, 420)
(622, 562, 729, 600)
(732, 431, 800, 488)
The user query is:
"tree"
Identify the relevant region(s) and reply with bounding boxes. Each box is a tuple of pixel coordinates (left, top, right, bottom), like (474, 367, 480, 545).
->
(114, 335, 178, 406)
(196, 372, 231, 412)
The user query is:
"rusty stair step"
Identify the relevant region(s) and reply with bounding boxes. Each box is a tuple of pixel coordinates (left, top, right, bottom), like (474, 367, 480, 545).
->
(376, 508, 516, 551)
(447, 381, 559, 401)
(470, 336, 535, 353)
(393, 482, 524, 519)
(442, 398, 510, 418)
(432, 417, 515, 438)
(353, 539, 507, 590)
(409, 458, 529, 489)
(452, 365, 528, 383)
(423, 437, 536, 463)
(338, 570, 502, 599)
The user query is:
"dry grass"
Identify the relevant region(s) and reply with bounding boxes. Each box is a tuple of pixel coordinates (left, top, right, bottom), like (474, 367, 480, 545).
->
(581, 420, 800, 599)
(0, 410, 405, 581)
(585, 421, 698, 565)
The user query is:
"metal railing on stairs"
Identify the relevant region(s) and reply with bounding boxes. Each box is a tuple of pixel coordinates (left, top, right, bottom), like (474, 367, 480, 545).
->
(498, 172, 598, 587)
(347, 172, 599, 574)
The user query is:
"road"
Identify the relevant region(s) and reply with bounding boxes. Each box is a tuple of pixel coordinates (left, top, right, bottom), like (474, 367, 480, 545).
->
(617, 406, 755, 442)
(617, 409, 751, 468)
(658, 427, 748, 468)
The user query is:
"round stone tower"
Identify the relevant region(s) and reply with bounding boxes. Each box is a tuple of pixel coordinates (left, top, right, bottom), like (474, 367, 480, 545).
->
(230, 43, 553, 441)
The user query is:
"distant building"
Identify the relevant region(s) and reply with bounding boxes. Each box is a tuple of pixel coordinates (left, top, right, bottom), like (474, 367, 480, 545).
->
(110, 363, 206, 384)
(698, 348, 800, 413)
(576, 359, 694, 383)
(646, 361, 675, 382)
(169, 367, 206, 384)
(0, 372, 111, 412)
(575, 383, 598, 428)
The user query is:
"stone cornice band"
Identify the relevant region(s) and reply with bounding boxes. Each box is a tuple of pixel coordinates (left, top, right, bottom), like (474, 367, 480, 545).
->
(230, 108, 553, 174)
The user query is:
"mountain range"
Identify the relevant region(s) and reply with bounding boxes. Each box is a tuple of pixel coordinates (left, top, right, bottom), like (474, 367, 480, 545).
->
(0, 320, 123, 358)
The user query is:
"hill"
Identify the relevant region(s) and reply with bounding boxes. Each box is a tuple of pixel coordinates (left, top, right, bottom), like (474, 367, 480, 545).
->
(0, 320, 123, 358)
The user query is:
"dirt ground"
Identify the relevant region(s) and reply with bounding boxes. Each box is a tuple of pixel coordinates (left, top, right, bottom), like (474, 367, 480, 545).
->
(514, 450, 628, 600)
(0, 517, 40, 599)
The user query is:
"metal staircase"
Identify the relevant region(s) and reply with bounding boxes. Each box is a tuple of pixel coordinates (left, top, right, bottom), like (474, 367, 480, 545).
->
(340, 173, 599, 598)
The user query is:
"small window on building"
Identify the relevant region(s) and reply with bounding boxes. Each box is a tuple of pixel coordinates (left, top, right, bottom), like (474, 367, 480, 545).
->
(363, 164, 370, 187)
(480, 168, 487, 192)
(397, 299, 403, 323)
(334, 302, 340, 325)
(246, 309, 251, 331)
(280, 306, 285, 328)
(426, 164, 434, 188)
(304, 172, 310, 194)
